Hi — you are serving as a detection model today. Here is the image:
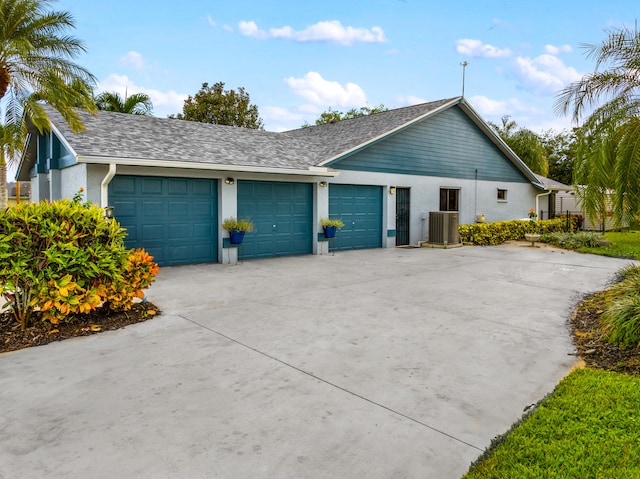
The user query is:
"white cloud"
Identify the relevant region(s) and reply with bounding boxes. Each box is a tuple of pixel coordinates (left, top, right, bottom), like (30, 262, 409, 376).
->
(456, 39, 512, 58)
(469, 95, 573, 133)
(206, 15, 216, 27)
(261, 105, 309, 132)
(238, 20, 267, 39)
(238, 20, 387, 45)
(223, 24, 233, 32)
(120, 51, 145, 71)
(395, 95, 427, 106)
(98, 74, 187, 117)
(512, 54, 581, 94)
(543, 44, 572, 55)
(284, 71, 367, 107)
(469, 95, 526, 116)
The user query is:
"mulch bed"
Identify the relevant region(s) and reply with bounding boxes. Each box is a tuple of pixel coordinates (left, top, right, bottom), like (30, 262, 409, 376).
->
(571, 292, 640, 375)
(0, 302, 160, 354)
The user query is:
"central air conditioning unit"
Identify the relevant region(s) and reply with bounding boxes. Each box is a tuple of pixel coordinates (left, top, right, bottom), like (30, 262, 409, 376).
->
(428, 211, 461, 245)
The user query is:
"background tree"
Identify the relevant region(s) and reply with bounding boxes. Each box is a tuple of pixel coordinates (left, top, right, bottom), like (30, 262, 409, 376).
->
(0, 0, 96, 208)
(540, 129, 577, 185)
(555, 26, 640, 227)
(169, 81, 263, 129)
(490, 116, 549, 176)
(304, 104, 389, 126)
(95, 91, 153, 115)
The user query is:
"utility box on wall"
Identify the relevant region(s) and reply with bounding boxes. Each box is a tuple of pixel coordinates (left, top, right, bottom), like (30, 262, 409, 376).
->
(428, 211, 460, 245)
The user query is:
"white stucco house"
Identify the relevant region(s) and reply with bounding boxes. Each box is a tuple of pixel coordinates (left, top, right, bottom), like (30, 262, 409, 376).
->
(17, 96, 565, 266)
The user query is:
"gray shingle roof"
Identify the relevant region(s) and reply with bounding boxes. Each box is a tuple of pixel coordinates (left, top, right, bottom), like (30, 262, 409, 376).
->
(42, 105, 317, 171)
(37, 98, 459, 171)
(281, 98, 458, 162)
(533, 174, 572, 191)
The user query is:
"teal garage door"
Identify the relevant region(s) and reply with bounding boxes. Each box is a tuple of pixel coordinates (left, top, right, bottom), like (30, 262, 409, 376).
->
(329, 184, 383, 251)
(109, 175, 218, 266)
(238, 181, 312, 259)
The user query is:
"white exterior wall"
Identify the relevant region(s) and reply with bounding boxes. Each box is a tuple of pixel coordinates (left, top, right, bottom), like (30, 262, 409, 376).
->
(88, 165, 539, 257)
(59, 164, 89, 202)
(30, 173, 49, 202)
(330, 170, 538, 245)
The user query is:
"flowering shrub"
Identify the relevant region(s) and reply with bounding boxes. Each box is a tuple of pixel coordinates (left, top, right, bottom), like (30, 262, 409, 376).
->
(0, 199, 158, 329)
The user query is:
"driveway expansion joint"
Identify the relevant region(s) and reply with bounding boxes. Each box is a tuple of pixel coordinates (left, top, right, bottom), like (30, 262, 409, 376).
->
(178, 313, 484, 452)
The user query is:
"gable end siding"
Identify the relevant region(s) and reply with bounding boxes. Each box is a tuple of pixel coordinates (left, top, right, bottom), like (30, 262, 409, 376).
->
(329, 106, 528, 183)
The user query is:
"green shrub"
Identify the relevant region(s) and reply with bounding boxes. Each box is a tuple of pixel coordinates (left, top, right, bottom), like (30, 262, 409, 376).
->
(602, 294, 640, 349)
(221, 217, 254, 231)
(541, 231, 611, 249)
(458, 218, 572, 245)
(601, 265, 640, 348)
(320, 217, 345, 228)
(0, 199, 158, 329)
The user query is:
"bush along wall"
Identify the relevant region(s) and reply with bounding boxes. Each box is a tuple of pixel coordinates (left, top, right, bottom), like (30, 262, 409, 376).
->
(458, 218, 575, 246)
(0, 198, 158, 330)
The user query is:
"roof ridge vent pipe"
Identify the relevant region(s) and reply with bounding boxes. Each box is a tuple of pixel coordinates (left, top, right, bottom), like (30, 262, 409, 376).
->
(101, 163, 117, 208)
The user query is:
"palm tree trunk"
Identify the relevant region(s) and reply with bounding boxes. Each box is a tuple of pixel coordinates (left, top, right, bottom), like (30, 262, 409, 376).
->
(0, 150, 7, 209)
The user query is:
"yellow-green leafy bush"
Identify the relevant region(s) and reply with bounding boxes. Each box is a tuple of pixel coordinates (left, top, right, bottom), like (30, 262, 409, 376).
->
(458, 218, 573, 245)
(0, 199, 158, 329)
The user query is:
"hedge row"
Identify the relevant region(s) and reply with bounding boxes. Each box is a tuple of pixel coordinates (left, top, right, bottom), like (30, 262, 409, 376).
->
(458, 218, 575, 245)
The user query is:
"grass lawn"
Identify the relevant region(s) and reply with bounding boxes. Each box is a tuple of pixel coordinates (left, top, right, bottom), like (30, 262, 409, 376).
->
(578, 230, 640, 260)
(463, 368, 640, 478)
(464, 231, 640, 477)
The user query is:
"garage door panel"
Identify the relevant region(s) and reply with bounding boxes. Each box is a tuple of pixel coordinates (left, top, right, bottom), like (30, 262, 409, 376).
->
(113, 200, 137, 217)
(142, 201, 163, 217)
(168, 224, 190, 239)
(193, 201, 213, 216)
(141, 178, 163, 195)
(193, 223, 214, 239)
(123, 225, 138, 242)
(142, 224, 165, 240)
(168, 179, 188, 195)
(110, 175, 218, 266)
(329, 184, 382, 251)
(238, 181, 312, 259)
(111, 177, 136, 194)
(168, 201, 189, 216)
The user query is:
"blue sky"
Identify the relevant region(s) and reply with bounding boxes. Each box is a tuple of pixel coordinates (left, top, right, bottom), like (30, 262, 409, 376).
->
(55, 0, 636, 133)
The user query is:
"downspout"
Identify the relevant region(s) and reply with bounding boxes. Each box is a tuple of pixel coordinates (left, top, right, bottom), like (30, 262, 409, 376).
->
(101, 164, 117, 208)
(535, 190, 552, 219)
(474, 168, 478, 218)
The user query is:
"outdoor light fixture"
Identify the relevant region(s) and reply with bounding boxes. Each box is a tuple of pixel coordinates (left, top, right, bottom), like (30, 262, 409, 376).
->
(225, 177, 236, 185)
(389, 186, 397, 195)
(319, 181, 328, 187)
(104, 206, 114, 219)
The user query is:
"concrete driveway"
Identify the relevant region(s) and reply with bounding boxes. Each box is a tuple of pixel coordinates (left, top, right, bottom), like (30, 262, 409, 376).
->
(0, 245, 632, 478)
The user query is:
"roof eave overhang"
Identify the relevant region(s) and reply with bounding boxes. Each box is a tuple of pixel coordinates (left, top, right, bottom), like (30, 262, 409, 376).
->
(318, 97, 462, 167)
(77, 155, 340, 177)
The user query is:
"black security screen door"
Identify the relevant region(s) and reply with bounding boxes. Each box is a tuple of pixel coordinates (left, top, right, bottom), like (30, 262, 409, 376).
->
(396, 188, 410, 246)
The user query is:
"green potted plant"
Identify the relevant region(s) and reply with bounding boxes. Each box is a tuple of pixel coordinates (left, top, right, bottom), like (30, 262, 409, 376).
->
(320, 217, 344, 238)
(222, 217, 254, 245)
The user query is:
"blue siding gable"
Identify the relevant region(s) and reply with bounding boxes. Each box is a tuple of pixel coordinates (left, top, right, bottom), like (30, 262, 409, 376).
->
(328, 106, 528, 183)
(34, 131, 76, 173)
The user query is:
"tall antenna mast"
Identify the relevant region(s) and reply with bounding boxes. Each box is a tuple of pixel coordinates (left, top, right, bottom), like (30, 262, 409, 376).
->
(460, 61, 469, 97)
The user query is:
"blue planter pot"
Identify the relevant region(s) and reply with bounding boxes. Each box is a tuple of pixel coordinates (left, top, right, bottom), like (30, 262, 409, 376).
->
(229, 230, 246, 245)
(323, 225, 337, 238)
